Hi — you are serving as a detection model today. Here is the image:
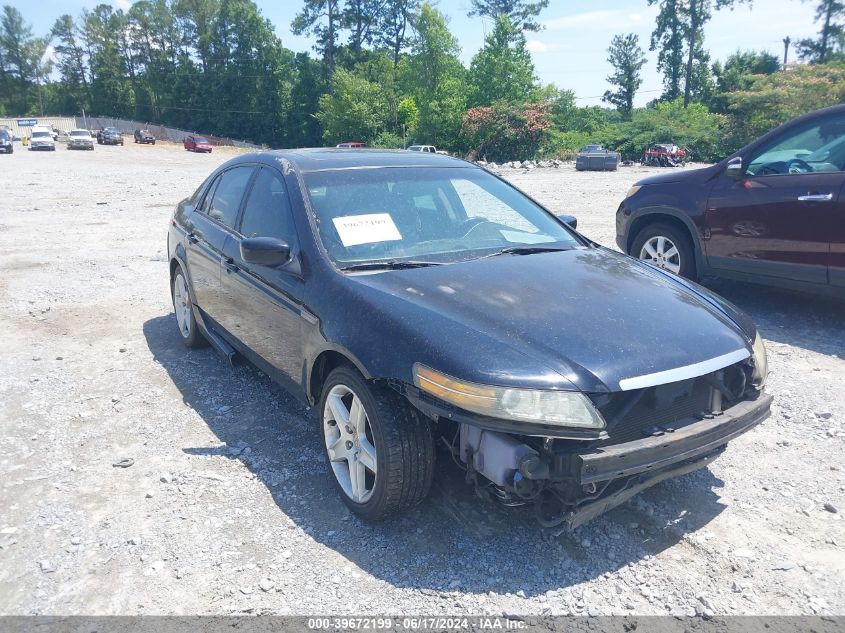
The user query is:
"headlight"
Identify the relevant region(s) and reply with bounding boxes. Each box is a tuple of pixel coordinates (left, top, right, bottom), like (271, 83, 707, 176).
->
(625, 185, 642, 198)
(751, 332, 768, 388)
(413, 364, 606, 429)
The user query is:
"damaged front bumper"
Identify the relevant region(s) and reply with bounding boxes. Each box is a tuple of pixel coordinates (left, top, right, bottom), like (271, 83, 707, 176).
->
(532, 392, 771, 528)
(412, 382, 771, 528)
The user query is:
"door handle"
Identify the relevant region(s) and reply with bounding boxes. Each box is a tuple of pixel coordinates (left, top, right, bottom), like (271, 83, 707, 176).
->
(187, 233, 199, 244)
(797, 193, 833, 202)
(223, 257, 239, 273)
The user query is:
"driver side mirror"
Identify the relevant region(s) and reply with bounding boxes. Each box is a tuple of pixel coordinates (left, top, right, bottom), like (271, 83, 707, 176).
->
(556, 214, 578, 229)
(240, 237, 291, 267)
(725, 156, 743, 180)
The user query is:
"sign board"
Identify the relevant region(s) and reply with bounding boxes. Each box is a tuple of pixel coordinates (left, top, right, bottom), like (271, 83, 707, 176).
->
(17, 118, 38, 127)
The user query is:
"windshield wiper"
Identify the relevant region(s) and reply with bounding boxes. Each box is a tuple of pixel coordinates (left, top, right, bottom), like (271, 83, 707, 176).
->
(480, 245, 573, 259)
(339, 260, 444, 271)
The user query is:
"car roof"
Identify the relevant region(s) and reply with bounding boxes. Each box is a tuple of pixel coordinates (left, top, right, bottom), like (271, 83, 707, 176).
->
(233, 148, 469, 172)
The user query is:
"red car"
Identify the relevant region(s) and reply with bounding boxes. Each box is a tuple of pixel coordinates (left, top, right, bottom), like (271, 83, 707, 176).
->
(184, 135, 213, 153)
(336, 141, 366, 148)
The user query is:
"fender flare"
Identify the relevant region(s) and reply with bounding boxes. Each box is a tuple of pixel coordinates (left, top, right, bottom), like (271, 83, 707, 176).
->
(627, 206, 707, 274)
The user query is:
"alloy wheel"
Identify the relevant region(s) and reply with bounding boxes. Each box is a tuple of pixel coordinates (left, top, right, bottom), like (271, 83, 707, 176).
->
(323, 384, 378, 504)
(173, 273, 193, 338)
(639, 235, 681, 274)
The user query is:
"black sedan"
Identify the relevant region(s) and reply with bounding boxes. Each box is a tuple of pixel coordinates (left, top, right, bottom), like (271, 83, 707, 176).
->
(167, 150, 771, 527)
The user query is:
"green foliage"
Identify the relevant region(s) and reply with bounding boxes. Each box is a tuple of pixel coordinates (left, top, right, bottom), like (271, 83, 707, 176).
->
(467, 15, 537, 107)
(709, 49, 780, 113)
(462, 100, 551, 161)
(370, 130, 404, 148)
(602, 33, 646, 119)
(316, 67, 388, 144)
(725, 62, 845, 145)
(401, 3, 467, 147)
(604, 99, 727, 162)
(466, 0, 549, 32)
(796, 0, 844, 63)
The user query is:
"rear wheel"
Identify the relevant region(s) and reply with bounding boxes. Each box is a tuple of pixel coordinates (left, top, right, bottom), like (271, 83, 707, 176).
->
(170, 265, 206, 348)
(631, 222, 696, 280)
(319, 366, 434, 521)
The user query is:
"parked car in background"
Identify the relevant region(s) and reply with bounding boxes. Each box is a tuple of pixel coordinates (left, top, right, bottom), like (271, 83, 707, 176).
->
(167, 148, 771, 528)
(575, 145, 620, 171)
(97, 127, 124, 146)
(0, 129, 13, 154)
(642, 143, 688, 167)
(617, 104, 845, 297)
(29, 129, 56, 151)
(336, 141, 366, 148)
(134, 129, 156, 145)
(67, 129, 94, 150)
(184, 135, 212, 153)
(408, 145, 437, 153)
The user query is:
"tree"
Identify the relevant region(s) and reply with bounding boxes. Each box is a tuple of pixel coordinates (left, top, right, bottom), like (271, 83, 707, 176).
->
(602, 33, 646, 120)
(462, 100, 551, 161)
(648, 0, 749, 107)
(467, 0, 549, 32)
(726, 63, 845, 144)
(51, 14, 92, 113)
(376, 0, 419, 66)
(292, 0, 342, 75)
(343, 0, 385, 59)
(316, 67, 389, 143)
(709, 49, 779, 111)
(401, 3, 468, 145)
(797, 0, 845, 63)
(649, 0, 685, 101)
(0, 5, 48, 115)
(467, 15, 536, 107)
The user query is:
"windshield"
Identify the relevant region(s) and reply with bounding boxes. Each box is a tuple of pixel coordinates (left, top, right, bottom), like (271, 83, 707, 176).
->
(195, 137, 209, 143)
(304, 167, 582, 267)
(70, 130, 89, 137)
(32, 131, 50, 138)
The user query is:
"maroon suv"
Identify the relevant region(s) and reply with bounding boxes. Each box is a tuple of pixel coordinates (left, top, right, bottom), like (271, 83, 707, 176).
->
(616, 104, 844, 298)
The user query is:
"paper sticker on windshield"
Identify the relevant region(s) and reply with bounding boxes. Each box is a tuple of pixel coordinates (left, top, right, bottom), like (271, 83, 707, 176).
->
(332, 213, 402, 247)
(500, 230, 554, 244)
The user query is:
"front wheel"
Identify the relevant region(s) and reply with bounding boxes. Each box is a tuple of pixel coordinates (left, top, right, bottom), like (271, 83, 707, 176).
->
(631, 223, 697, 280)
(171, 265, 206, 348)
(319, 366, 434, 521)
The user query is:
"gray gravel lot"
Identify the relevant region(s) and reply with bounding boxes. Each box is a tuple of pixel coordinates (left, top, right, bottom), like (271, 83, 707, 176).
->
(0, 144, 843, 616)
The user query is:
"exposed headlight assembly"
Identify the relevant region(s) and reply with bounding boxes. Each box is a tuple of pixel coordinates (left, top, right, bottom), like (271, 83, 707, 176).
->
(413, 364, 606, 430)
(751, 332, 768, 389)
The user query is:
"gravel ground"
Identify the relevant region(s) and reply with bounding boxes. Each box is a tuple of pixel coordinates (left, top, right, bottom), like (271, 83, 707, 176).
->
(0, 143, 843, 617)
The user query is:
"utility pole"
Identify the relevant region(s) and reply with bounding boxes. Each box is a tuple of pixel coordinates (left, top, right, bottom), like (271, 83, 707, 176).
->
(783, 36, 791, 70)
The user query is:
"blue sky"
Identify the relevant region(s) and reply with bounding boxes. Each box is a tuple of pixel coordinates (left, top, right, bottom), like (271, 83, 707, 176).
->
(11, 0, 821, 106)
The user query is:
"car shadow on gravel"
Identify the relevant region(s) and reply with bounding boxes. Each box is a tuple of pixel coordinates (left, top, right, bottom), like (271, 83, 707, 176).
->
(144, 314, 727, 597)
(703, 278, 844, 359)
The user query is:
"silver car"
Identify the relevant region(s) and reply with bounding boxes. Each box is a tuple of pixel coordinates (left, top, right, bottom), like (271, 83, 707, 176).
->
(67, 129, 94, 151)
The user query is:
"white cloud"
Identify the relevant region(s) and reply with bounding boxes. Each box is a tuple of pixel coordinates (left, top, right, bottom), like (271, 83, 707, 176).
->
(525, 40, 570, 54)
(111, 0, 132, 11)
(543, 9, 653, 32)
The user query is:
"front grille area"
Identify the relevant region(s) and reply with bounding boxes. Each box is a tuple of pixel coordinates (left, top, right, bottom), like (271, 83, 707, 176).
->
(591, 361, 751, 447)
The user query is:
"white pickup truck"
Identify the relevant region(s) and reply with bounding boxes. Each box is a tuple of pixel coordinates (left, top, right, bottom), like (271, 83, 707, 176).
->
(407, 145, 447, 155)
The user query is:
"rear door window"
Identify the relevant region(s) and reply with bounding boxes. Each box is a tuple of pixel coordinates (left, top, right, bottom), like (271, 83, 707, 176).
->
(205, 167, 254, 228)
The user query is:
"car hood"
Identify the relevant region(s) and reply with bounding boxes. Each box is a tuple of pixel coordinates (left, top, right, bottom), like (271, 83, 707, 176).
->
(635, 164, 718, 186)
(346, 248, 753, 393)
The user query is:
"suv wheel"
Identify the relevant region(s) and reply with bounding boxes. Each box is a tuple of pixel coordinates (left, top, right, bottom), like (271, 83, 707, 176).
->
(631, 223, 697, 280)
(319, 366, 434, 521)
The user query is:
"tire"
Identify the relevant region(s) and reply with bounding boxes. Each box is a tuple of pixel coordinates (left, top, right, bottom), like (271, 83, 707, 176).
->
(631, 222, 697, 280)
(319, 366, 434, 521)
(170, 265, 206, 348)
